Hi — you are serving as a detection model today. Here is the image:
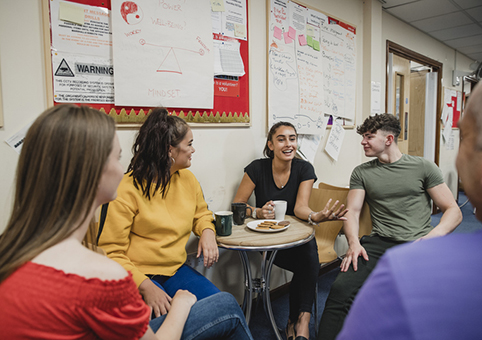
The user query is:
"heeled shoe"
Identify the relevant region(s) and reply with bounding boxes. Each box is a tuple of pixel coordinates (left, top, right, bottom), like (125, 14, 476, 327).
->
(295, 337, 308, 340)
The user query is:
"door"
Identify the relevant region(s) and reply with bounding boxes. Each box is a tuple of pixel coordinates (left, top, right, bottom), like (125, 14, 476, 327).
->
(409, 69, 429, 157)
(391, 54, 410, 154)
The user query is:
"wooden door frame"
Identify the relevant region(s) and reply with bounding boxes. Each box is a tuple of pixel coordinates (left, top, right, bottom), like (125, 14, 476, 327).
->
(385, 40, 443, 166)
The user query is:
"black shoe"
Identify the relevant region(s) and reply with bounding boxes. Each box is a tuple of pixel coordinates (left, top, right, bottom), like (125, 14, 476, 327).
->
(295, 337, 308, 340)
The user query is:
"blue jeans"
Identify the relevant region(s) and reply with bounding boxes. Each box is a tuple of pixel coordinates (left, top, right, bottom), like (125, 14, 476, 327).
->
(149, 292, 254, 340)
(147, 264, 220, 301)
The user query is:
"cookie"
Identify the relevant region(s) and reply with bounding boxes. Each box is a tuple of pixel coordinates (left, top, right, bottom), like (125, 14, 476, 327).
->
(277, 220, 290, 226)
(270, 224, 286, 229)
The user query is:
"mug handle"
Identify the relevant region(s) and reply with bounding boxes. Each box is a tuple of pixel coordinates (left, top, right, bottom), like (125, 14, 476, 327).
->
(246, 206, 253, 217)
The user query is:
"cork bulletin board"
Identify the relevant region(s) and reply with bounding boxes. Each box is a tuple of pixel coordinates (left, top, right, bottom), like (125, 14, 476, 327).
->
(42, 0, 250, 127)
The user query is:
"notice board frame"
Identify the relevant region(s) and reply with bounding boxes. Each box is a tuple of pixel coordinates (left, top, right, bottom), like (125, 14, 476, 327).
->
(42, 0, 250, 128)
(266, 0, 356, 130)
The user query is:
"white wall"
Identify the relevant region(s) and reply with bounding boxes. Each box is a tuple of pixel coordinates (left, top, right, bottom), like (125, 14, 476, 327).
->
(0, 0, 474, 301)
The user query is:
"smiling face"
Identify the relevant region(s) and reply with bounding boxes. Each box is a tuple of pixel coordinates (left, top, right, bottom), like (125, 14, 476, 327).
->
(170, 128, 195, 173)
(268, 125, 297, 161)
(361, 130, 392, 158)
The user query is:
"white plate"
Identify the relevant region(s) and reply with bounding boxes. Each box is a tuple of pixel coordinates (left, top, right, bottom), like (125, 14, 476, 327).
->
(246, 220, 290, 233)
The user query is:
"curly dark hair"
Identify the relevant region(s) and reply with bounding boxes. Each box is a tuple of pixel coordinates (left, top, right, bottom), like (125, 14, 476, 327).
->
(127, 108, 189, 199)
(263, 122, 297, 159)
(356, 113, 401, 139)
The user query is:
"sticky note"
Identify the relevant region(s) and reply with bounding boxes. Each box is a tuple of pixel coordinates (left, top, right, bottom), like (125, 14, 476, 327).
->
(306, 25, 314, 36)
(234, 24, 246, 38)
(59, 1, 84, 25)
(210, 0, 225, 12)
(298, 34, 307, 46)
(288, 26, 296, 39)
(274, 26, 282, 40)
(283, 31, 293, 44)
(313, 40, 320, 51)
(307, 35, 313, 47)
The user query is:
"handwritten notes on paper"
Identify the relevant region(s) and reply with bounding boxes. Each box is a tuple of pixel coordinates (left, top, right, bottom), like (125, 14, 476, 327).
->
(111, 0, 214, 108)
(268, 0, 356, 134)
(325, 119, 345, 161)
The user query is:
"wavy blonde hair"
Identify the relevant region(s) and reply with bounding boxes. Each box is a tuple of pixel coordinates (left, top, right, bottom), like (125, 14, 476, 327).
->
(0, 105, 115, 283)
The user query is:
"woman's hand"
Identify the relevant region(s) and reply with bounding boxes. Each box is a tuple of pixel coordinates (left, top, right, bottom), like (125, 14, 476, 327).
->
(312, 199, 348, 223)
(170, 289, 197, 309)
(139, 279, 172, 318)
(197, 229, 219, 268)
(259, 201, 276, 219)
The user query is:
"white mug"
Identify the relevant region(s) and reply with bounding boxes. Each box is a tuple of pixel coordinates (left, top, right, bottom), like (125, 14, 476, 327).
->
(273, 200, 287, 220)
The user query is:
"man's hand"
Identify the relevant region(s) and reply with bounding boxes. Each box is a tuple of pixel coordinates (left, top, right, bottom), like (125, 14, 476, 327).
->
(139, 279, 172, 318)
(197, 229, 219, 268)
(341, 242, 369, 272)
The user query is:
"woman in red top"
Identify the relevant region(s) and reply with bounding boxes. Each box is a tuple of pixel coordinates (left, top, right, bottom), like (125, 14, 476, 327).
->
(0, 105, 253, 340)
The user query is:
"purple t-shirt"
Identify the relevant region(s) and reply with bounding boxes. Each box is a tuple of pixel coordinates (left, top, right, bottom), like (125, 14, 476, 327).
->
(338, 230, 482, 340)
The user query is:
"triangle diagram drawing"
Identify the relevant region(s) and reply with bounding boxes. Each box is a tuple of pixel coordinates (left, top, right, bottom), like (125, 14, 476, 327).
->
(157, 48, 182, 74)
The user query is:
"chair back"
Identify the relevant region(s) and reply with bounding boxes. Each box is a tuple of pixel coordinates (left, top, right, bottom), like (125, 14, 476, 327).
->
(309, 182, 373, 263)
(309, 182, 349, 263)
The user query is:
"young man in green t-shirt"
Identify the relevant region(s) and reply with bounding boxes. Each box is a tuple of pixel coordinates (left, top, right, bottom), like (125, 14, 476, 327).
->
(317, 113, 462, 340)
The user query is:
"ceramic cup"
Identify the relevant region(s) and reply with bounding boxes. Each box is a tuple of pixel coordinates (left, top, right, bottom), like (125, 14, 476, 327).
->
(214, 211, 233, 236)
(273, 200, 287, 220)
(231, 202, 247, 225)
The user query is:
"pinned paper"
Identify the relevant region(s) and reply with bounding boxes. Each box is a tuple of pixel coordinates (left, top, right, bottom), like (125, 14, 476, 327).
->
(288, 26, 296, 39)
(210, 0, 225, 12)
(307, 35, 313, 47)
(5, 121, 34, 154)
(283, 31, 293, 44)
(59, 1, 84, 25)
(298, 34, 307, 46)
(325, 118, 345, 161)
(273, 26, 282, 40)
(234, 23, 246, 38)
(313, 40, 320, 51)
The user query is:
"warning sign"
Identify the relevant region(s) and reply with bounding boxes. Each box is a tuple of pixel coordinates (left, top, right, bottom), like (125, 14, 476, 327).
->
(54, 59, 75, 77)
(52, 52, 114, 104)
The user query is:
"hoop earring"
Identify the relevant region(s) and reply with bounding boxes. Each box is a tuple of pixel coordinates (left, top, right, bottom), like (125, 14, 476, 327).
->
(171, 157, 175, 164)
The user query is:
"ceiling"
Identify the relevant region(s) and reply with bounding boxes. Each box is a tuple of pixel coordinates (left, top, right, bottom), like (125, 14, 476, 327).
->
(381, 0, 482, 62)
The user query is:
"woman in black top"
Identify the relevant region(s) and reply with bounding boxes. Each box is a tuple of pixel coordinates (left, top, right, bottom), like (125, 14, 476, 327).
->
(233, 122, 347, 340)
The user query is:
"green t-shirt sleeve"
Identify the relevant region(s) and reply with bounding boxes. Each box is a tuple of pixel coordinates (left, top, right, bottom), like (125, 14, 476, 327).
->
(423, 159, 444, 189)
(350, 166, 365, 190)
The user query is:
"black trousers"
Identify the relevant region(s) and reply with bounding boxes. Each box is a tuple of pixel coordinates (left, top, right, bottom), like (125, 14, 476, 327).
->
(273, 237, 319, 322)
(317, 235, 405, 340)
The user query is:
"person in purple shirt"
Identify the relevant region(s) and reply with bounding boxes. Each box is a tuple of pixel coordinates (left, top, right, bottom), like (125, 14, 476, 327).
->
(337, 82, 482, 340)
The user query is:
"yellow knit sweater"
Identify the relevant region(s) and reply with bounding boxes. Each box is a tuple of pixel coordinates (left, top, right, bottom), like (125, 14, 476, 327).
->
(98, 170, 215, 287)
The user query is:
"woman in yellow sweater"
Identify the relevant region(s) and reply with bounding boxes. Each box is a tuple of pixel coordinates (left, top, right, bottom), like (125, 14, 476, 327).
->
(99, 108, 220, 318)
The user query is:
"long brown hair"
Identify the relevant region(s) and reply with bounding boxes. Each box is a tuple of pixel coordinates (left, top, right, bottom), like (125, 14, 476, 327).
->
(0, 105, 115, 283)
(128, 107, 189, 199)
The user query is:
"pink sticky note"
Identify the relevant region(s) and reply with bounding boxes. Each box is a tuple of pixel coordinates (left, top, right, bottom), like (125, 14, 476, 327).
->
(273, 26, 282, 40)
(298, 34, 307, 46)
(284, 31, 293, 44)
(288, 26, 296, 39)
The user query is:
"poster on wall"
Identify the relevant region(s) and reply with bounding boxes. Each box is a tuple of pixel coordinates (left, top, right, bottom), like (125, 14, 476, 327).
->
(267, 0, 356, 134)
(50, 0, 115, 104)
(111, 0, 214, 108)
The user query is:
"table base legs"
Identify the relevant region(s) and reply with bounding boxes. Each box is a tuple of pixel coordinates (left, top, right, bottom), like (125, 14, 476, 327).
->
(239, 250, 283, 340)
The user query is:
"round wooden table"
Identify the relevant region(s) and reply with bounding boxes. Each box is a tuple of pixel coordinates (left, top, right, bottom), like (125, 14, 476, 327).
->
(217, 215, 314, 340)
